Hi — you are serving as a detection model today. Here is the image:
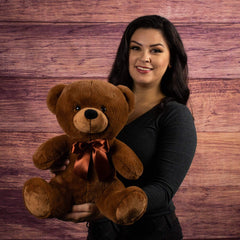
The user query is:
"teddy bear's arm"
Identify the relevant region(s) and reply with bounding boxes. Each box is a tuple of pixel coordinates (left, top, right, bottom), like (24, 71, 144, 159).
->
(33, 134, 71, 170)
(111, 139, 143, 180)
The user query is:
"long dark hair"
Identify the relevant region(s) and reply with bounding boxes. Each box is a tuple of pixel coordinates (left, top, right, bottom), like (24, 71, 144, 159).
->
(108, 15, 190, 106)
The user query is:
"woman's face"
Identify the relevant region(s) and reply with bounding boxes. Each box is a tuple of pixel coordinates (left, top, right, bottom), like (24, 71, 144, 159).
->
(129, 28, 170, 88)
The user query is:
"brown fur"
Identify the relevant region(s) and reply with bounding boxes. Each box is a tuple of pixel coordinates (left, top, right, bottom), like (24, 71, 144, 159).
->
(23, 80, 147, 225)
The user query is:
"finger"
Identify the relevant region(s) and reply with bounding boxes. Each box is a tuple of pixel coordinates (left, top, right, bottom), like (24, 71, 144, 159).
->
(51, 159, 70, 170)
(64, 211, 92, 222)
(51, 160, 71, 173)
(72, 203, 96, 213)
(65, 159, 70, 165)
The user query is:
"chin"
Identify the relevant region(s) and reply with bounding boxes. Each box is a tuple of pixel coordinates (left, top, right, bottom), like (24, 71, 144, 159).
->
(135, 81, 156, 88)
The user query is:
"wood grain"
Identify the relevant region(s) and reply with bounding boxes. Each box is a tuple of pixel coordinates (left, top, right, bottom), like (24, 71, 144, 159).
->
(1, 1, 240, 239)
(1, 78, 239, 133)
(189, 79, 240, 132)
(0, 23, 121, 78)
(0, 23, 239, 79)
(0, 131, 239, 239)
(0, 0, 239, 23)
(182, 132, 240, 187)
(0, 188, 88, 239)
(1, 132, 239, 188)
(174, 186, 240, 238)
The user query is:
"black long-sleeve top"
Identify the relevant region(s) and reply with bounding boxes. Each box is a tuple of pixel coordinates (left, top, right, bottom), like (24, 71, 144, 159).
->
(117, 101, 197, 216)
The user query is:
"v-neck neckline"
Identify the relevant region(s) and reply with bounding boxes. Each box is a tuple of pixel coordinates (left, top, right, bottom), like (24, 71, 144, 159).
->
(126, 103, 161, 127)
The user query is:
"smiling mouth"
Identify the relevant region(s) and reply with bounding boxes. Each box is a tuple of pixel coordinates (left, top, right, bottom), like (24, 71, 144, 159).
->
(136, 66, 153, 73)
(136, 66, 152, 71)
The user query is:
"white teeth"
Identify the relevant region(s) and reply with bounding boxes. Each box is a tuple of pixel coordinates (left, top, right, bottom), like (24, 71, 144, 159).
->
(137, 66, 151, 71)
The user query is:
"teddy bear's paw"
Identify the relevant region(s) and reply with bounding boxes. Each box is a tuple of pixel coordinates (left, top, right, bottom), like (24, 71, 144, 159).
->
(115, 188, 147, 225)
(23, 178, 52, 218)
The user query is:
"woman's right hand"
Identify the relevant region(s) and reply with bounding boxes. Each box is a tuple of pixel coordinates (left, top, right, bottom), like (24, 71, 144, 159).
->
(50, 159, 70, 175)
(49, 159, 104, 222)
(63, 203, 103, 223)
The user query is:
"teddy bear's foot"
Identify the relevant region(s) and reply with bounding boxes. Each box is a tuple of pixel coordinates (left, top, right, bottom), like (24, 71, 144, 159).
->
(23, 178, 52, 218)
(116, 187, 147, 225)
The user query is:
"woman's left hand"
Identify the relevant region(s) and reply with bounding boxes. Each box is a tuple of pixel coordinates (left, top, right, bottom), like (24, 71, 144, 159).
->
(63, 203, 103, 223)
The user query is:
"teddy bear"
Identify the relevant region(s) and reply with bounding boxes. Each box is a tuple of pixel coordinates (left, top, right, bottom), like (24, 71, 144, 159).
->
(23, 80, 148, 225)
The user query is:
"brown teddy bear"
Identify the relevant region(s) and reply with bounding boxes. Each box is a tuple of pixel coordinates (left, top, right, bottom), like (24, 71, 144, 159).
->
(23, 80, 148, 225)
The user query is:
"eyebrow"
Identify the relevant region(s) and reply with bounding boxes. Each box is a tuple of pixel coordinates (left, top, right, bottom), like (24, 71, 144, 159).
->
(130, 40, 165, 48)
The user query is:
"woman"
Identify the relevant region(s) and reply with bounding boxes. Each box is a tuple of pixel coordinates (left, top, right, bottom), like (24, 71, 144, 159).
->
(62, 15, 197, 239)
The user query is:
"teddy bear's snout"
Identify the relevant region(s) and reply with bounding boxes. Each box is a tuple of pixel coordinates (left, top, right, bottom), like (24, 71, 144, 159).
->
(73, 107, 108, 134)
(84, 109, 98, 120)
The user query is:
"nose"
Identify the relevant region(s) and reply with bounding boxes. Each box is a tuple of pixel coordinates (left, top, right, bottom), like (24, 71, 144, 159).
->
(84, 109, 98, 119)
(140, 51, 151, 63)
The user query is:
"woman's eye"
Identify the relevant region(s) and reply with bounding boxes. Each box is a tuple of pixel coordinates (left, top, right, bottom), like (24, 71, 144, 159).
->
(151, 48, 162, 53)
(130, 46, 140, 51)
(101, 106, 106, 113)
(74, 105, 81, 112)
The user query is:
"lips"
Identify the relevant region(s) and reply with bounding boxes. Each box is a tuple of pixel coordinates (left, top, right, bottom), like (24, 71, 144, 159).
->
(136, 66, 152, 73)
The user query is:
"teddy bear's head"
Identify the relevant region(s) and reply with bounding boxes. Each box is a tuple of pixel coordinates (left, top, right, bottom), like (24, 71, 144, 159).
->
(47, 80, 134, 142)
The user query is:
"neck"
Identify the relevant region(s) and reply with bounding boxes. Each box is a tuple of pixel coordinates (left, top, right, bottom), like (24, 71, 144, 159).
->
(127, 84, 165, 124)
(133, 84, 165, 107)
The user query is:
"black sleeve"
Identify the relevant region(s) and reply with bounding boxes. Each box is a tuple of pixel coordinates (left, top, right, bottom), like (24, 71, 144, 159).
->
(142, 103, 197, 213)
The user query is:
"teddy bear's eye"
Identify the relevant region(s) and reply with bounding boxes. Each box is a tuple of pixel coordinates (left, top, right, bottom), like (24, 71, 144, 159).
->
(101, 106, 106, 113)
(74, 105, 81, 112)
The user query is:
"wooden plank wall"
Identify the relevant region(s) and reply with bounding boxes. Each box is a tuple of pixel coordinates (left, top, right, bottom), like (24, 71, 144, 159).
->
(0, 1, 239, 239)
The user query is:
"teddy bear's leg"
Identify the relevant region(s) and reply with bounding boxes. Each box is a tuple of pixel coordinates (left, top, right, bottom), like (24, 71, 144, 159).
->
(23, 177, 71, 218)
(96, 180, 148, 225)
(115, 186, 147, 225)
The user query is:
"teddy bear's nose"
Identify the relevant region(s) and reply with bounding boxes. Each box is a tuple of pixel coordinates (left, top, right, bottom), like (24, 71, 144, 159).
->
(84, 109, 98, 119)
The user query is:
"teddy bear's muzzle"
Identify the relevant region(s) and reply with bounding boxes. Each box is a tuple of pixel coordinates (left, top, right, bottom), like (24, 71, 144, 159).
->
(73, 107, 108, 134)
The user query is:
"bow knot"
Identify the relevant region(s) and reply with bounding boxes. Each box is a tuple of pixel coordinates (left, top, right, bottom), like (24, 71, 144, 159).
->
(72, 139, 114, 181)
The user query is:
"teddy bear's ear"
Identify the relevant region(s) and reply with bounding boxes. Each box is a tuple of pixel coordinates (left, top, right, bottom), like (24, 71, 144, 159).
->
(47, 84, 66, 114)
(117, 85, 135, 113)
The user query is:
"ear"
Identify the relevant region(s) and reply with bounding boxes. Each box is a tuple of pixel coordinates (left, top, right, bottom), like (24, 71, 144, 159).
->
(47, 84, 66, 114)
(117, 85, 135, 113)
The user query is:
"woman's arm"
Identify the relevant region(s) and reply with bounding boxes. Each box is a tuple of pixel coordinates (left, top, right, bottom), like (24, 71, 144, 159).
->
(143, 103, 197, 213)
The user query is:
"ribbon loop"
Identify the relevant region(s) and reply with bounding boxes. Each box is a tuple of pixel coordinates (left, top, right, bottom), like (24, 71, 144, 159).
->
(72, 139, 114, 181)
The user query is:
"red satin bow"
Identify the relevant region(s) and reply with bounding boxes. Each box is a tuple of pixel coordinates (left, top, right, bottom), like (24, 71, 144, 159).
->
(72, 139, 114, 181)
